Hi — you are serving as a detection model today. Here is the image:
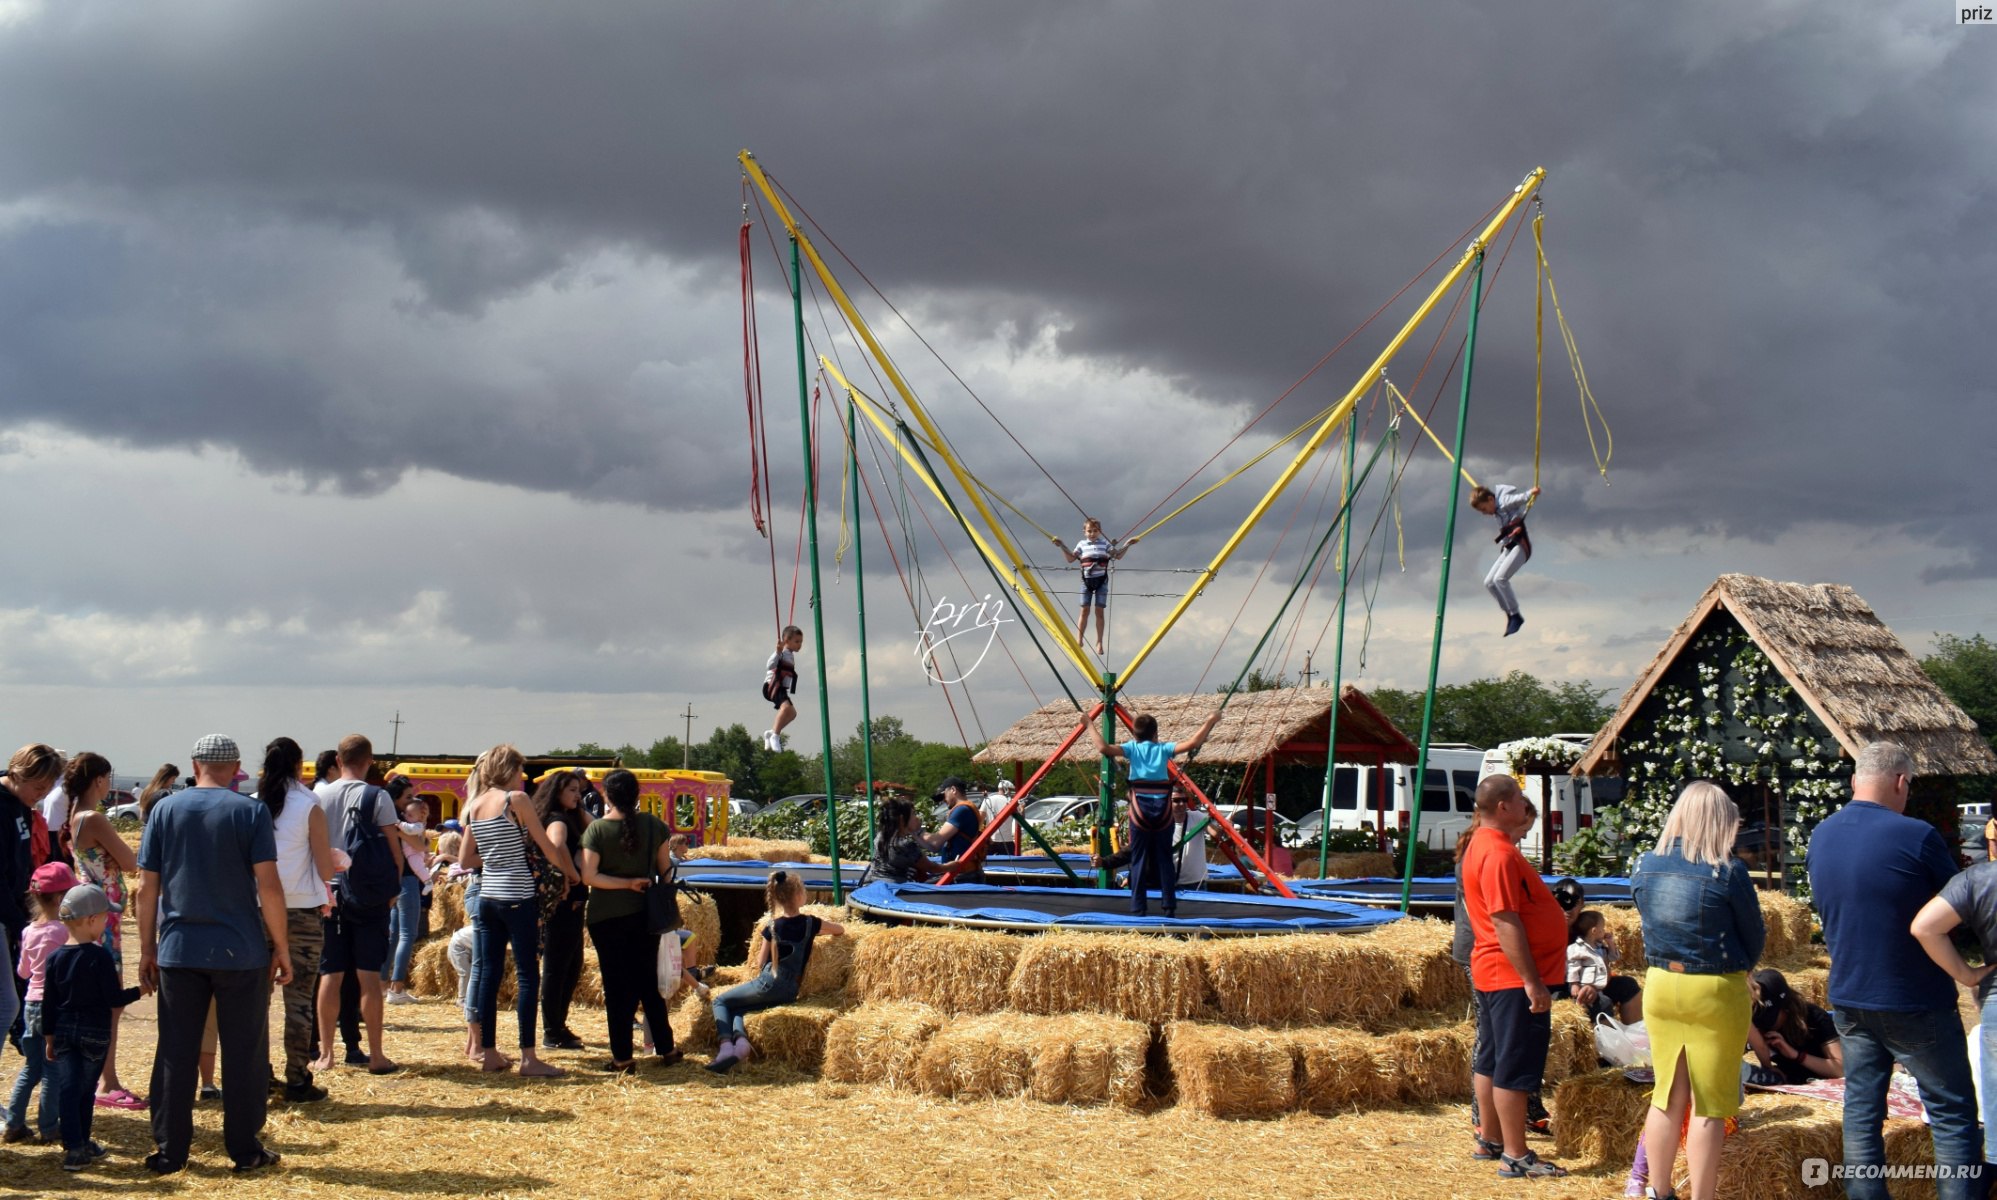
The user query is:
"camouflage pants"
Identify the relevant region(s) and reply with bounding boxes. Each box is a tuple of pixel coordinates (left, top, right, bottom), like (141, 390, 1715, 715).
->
(282, 907, 324, 1087)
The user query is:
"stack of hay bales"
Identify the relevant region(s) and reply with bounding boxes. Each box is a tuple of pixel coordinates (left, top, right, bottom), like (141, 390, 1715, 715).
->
(692, 838, 816, 862)
(1285, 851, 1396, 880)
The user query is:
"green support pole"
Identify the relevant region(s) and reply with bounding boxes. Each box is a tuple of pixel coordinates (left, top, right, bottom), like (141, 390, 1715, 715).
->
(1096, 672, 1118, 890)
(790, 235, 843, 903)
(1318, 410, 1359, 878)
(1400, 252, 1485, 912)
(849, 398, 877, 851)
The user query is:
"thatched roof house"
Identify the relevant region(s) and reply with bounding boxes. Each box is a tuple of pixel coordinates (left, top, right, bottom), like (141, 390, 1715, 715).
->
(1574, 574, 1997, 779)
(973, 684, 1418, 766)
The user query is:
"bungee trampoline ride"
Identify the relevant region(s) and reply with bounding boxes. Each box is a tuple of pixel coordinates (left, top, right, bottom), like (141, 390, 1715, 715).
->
(734, 149, 1612, 929)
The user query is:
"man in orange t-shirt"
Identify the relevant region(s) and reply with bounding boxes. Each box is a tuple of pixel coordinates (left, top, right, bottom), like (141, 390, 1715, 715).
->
(1461, 774, 1570, 1179)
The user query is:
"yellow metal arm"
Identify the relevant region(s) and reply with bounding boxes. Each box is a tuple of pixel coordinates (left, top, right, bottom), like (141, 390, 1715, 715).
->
(740, 151, 1087, 683)
(829, 361, 1098, 681)
(1116, 168, 1547, 691)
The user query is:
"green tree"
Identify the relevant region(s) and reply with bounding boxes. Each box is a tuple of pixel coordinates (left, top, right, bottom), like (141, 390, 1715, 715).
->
(1923, 633, 1997, 803)
(1368, 670, 1612, 748)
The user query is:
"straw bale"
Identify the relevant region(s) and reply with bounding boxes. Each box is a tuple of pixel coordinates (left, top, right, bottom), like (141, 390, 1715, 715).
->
(435, 878, 469, 934)
(1353, 917, 1468, 1011)
(1289, 1026, 1396, 1112)
(849, 925, 1020, 1013)
(1201, 935, 1399, 1028)
(1787, 965, 1830, 1007)
(1382, 1019, 1475, 1104)
(1006, 932, 1207, 1023)
(1164, 1022, 1297, 1119)
(913, 1012, 1150, 1108)
(409, 938, 457, 999)
(742, 997, 845, 1073)
(822, 1001, 946, 1087)
(681, 890, 720, 968)
(1286, 851, 1396, 880)
(1541, 1003, 1599, 1085)
(745, 904, 865, 998)
(1601, 906, 1645, 977)
(1756, 891, 1814, 966)
(1550, 1067, 1652, 1163)
(696, 839, 816, 863)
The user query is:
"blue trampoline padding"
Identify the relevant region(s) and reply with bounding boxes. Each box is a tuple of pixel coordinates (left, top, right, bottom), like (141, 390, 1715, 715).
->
(847, 881, 1403, 933)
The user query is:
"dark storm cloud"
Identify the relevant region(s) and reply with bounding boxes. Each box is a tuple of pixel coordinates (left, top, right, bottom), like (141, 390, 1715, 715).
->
(0, 1, 1992, 563)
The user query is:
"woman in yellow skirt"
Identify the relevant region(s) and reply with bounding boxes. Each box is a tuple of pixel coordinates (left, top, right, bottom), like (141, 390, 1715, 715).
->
(1629, 781, 1766, 1200)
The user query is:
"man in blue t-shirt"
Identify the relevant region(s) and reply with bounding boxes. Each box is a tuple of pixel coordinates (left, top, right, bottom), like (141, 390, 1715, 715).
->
(924, 777, 987, 883)
(1090, 709, 1221, 917)
(136, 734, 290, 1176)
(1807, 741, 1982, 1200)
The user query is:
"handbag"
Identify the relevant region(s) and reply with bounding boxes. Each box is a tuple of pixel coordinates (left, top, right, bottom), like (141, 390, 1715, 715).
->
(656, 927, 685, 997)
(645, 819, 682, 935)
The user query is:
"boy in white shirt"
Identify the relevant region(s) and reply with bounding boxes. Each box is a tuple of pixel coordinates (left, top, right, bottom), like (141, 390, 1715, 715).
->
(761, 626, 804, 752)
(1051, 518, 1137, 655)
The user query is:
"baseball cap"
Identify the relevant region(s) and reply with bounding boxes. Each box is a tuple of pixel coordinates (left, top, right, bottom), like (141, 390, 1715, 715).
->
(60, 883, 111, 921)
(30, 862, 79, 894)
(191, 733, 241, 763)
(932, 776, 968, 799)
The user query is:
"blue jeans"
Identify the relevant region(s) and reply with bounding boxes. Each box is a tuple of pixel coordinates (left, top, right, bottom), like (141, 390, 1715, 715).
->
(0, 926, 17, 1051)
(385, 875, 425, 984)
(711, 972, 798, 1042)
(1980, 988, 1997, 1161)
(463, 876, 483, 1022)
(1833, 1005, 1985, 1200)
(3, 1001, 55, 1138)
(49, 1034, 107, 1154)
(474, 897, 540, 1051)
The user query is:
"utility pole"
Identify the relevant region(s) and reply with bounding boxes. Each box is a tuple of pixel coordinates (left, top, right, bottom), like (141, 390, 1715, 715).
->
(1300, 651, 1315, 689)
(389, 710, 403, 758)
(681, 702, 698, 769)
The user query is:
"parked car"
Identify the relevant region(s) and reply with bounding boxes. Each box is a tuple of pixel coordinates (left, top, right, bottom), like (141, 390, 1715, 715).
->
(728, 798, 762, 819)
(1963, 818, 1990, 864)
(761, 793, 829, 815)
(107, 801, 142, 823)
(1021, 795, 1123, 833)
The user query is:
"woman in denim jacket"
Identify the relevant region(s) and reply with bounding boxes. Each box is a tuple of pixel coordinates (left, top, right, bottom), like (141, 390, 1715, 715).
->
(1629, 781, 1765, 1200)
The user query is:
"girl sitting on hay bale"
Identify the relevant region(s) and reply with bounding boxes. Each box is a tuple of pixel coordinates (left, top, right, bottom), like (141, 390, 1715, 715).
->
(705, 871, 845, 1074)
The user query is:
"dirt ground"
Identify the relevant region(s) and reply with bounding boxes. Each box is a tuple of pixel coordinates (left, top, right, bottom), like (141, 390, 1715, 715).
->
(4, 961, 1636, 1200)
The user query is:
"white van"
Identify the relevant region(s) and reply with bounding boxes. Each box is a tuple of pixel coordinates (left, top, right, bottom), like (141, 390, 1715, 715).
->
(1297, 744, 1486, 852)
(1479, 735, 1600, 865)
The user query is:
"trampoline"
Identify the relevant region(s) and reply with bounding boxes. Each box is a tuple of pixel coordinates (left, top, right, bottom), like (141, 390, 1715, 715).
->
(675, 856, 1089, 892)
(1291, 874, 1633, 911)
(847, 881, 1403, 935)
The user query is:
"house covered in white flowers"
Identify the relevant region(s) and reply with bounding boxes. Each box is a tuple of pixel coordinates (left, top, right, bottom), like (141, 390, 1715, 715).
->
(1570, 574, 1996, 891)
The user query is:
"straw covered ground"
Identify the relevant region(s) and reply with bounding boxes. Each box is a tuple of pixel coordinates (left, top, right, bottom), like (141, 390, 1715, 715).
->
(10, 981, 1667, 1200)
(1552, 1068, 1942, 1200)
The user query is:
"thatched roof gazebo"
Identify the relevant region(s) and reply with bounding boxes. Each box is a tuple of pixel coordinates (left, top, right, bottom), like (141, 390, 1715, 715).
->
(974, 684, 1418, 767)
(1570, 573, 1996, 888)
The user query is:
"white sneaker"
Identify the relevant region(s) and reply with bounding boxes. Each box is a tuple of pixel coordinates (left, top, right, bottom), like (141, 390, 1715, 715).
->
(762, 730, 778, 752)
(386, 990, 418, 1005)
(774, 732, 788, 751)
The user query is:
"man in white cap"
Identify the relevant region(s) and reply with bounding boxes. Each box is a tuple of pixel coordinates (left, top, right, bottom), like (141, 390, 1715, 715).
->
(136, 734, 291, 1175)
(980, 779, 1019, 857)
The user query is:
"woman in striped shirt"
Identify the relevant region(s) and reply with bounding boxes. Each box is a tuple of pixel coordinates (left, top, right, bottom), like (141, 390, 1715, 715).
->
(460, 743, 577, 1076)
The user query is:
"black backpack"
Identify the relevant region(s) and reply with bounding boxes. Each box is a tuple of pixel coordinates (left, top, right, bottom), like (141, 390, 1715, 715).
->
(333, 782, 401, 910)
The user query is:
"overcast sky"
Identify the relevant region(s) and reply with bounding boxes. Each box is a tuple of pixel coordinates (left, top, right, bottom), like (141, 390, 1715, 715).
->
(3, 1, 1992, 780)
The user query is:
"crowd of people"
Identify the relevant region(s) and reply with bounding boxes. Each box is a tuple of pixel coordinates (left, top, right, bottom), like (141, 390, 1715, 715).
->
(1456, 741, 1986, 1200)
(0, 734, 840, 1174)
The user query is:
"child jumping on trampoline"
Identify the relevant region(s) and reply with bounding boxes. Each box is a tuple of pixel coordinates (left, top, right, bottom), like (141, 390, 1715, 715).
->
(1051, 518, 1136, 656)
(1089, 709, 1221, 919)
(760, 626, 803, 752)
(1468, 483, 1540, 638)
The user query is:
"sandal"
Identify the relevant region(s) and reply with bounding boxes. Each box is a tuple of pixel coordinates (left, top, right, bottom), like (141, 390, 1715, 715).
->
(96, 1088, 146, 1110)
(1472, 1133, 1504, 1160)
(1496, 1151, 1568, 1179)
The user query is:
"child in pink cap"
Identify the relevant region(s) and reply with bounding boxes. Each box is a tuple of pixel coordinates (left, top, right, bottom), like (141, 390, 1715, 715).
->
(3, 862, 77, 1144)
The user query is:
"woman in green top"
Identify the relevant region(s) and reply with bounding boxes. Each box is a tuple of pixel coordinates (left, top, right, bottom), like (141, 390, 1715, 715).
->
(578, 769, 676, 1072)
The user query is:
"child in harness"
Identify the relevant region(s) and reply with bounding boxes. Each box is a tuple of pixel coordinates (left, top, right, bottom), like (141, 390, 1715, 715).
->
(1088, 709, 1221, 918)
